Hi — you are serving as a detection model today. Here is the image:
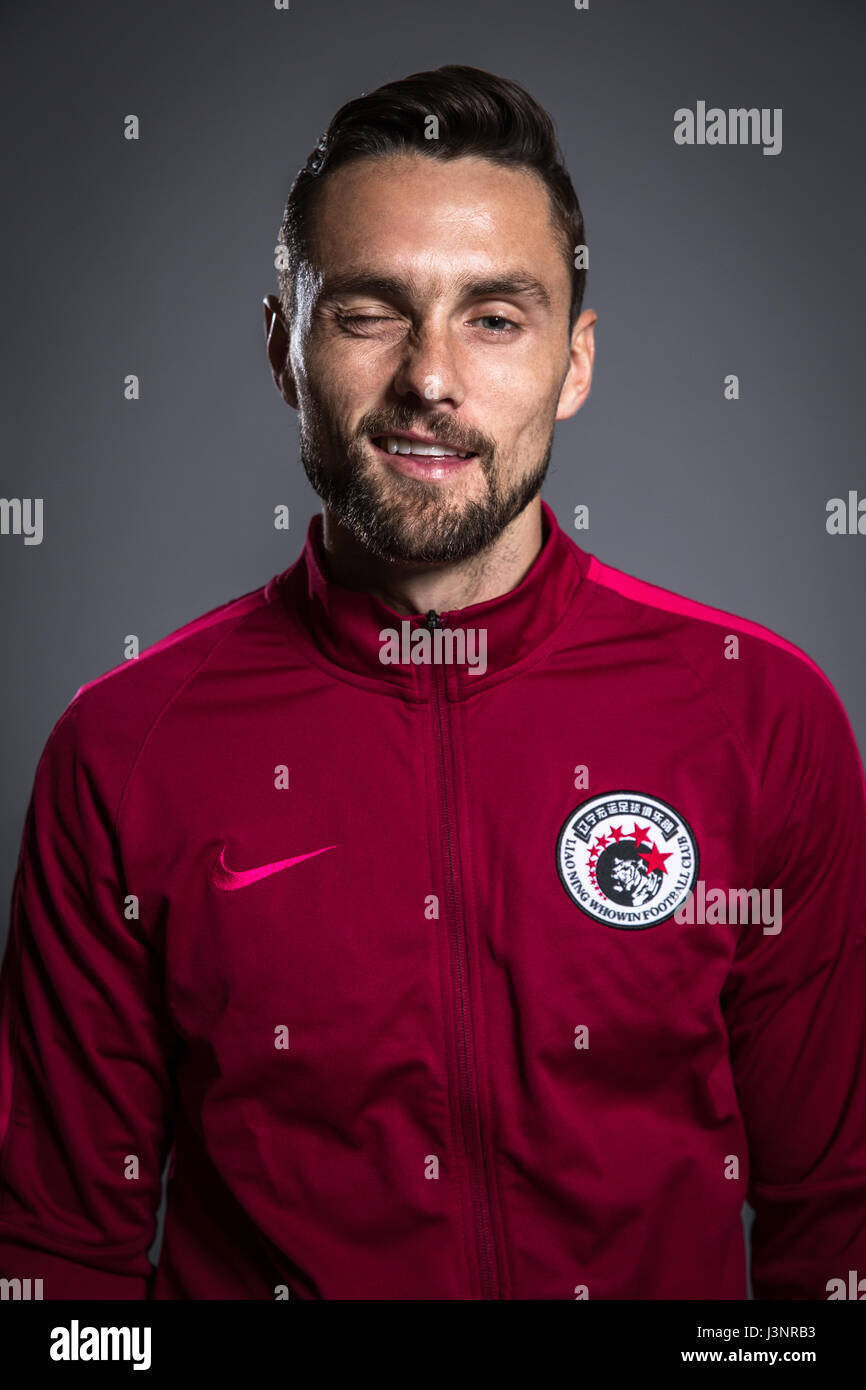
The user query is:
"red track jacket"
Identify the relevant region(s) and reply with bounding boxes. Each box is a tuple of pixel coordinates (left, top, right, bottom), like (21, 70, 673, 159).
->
(1, 498, 865, 1300)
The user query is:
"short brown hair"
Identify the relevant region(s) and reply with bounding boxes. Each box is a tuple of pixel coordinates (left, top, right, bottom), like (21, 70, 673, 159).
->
(277, 64, 587, 329)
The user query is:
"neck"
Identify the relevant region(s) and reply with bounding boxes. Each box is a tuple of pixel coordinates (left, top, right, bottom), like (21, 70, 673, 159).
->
(318, 498, 545, 617)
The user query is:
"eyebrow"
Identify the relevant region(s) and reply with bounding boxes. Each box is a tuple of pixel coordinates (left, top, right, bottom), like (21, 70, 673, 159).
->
(317, 270, 552, 312)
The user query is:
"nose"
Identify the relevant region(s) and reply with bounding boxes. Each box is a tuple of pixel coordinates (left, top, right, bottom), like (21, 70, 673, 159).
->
(392, 320, 466, 410)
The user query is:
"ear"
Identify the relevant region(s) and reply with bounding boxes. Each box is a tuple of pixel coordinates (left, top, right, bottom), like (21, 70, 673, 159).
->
(555, 309, 597, 422)
(263, 294, 298, 410)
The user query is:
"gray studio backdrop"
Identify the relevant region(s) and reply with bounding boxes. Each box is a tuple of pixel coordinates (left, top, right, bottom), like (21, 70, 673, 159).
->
(2, 0, 864, 1293)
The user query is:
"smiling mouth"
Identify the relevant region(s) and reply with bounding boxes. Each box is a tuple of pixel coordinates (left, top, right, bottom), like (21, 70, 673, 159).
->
(372, 434, 477, 461)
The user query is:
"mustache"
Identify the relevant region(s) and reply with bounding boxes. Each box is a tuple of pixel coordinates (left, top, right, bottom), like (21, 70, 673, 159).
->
(356, 410, 493, 457)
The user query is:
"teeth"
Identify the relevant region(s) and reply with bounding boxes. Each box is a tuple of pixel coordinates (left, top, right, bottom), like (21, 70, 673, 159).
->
(379, 436, 471, 459)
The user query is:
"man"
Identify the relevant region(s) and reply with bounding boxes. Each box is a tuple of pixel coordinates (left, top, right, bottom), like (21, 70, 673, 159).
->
(1, 65, 864, 1301)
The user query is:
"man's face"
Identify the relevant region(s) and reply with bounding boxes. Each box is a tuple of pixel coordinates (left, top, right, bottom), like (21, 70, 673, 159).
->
(281, 153, 593, 564)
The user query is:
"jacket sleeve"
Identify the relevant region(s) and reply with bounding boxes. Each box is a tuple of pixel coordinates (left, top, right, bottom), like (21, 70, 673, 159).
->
(721, 664, 866, 1300)
(0, 698, 175, 1298)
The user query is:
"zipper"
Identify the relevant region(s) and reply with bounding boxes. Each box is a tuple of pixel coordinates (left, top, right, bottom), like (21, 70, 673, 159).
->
(424, 608, 499, 1299)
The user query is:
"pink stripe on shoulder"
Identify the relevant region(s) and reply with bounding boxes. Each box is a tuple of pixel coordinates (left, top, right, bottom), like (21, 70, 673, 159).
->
(586, 554, 834, 691)
(586, 555, 866, 805)
(72, 588, 268, 702)
(587, 553, 866, 807)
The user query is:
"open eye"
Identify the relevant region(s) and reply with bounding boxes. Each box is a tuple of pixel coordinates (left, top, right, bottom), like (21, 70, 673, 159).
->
(472, 315, 520, 335)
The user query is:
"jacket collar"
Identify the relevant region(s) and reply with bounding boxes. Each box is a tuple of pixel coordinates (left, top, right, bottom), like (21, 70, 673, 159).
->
(274, 498, 590, 696)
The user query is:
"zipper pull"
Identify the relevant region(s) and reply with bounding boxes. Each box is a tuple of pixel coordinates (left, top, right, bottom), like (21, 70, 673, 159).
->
(425, 609, 443, 630)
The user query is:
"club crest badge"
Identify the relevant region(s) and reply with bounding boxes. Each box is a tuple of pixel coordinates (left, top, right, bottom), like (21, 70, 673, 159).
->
(555, 791, 699, 930)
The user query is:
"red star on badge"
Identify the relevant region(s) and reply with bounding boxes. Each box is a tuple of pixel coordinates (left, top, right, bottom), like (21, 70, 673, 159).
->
(630, 822, 651, 848)
(639, 840, 673, 875)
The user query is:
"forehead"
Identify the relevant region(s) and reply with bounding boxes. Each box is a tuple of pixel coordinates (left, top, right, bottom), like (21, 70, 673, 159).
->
(306, 153, 570, 298)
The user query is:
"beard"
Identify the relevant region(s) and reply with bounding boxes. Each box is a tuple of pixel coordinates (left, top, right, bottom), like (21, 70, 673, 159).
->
(298, 400, 555, 565)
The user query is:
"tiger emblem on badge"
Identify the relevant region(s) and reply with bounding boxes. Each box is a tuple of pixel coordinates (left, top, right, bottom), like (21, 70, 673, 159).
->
(555, 790, 699, 930)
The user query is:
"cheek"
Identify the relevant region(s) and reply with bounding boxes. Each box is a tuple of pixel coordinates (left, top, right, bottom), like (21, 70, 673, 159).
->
(307, 333, 397, 406)
(477, 338, 562, 405)
(482, 365, 561, 447)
